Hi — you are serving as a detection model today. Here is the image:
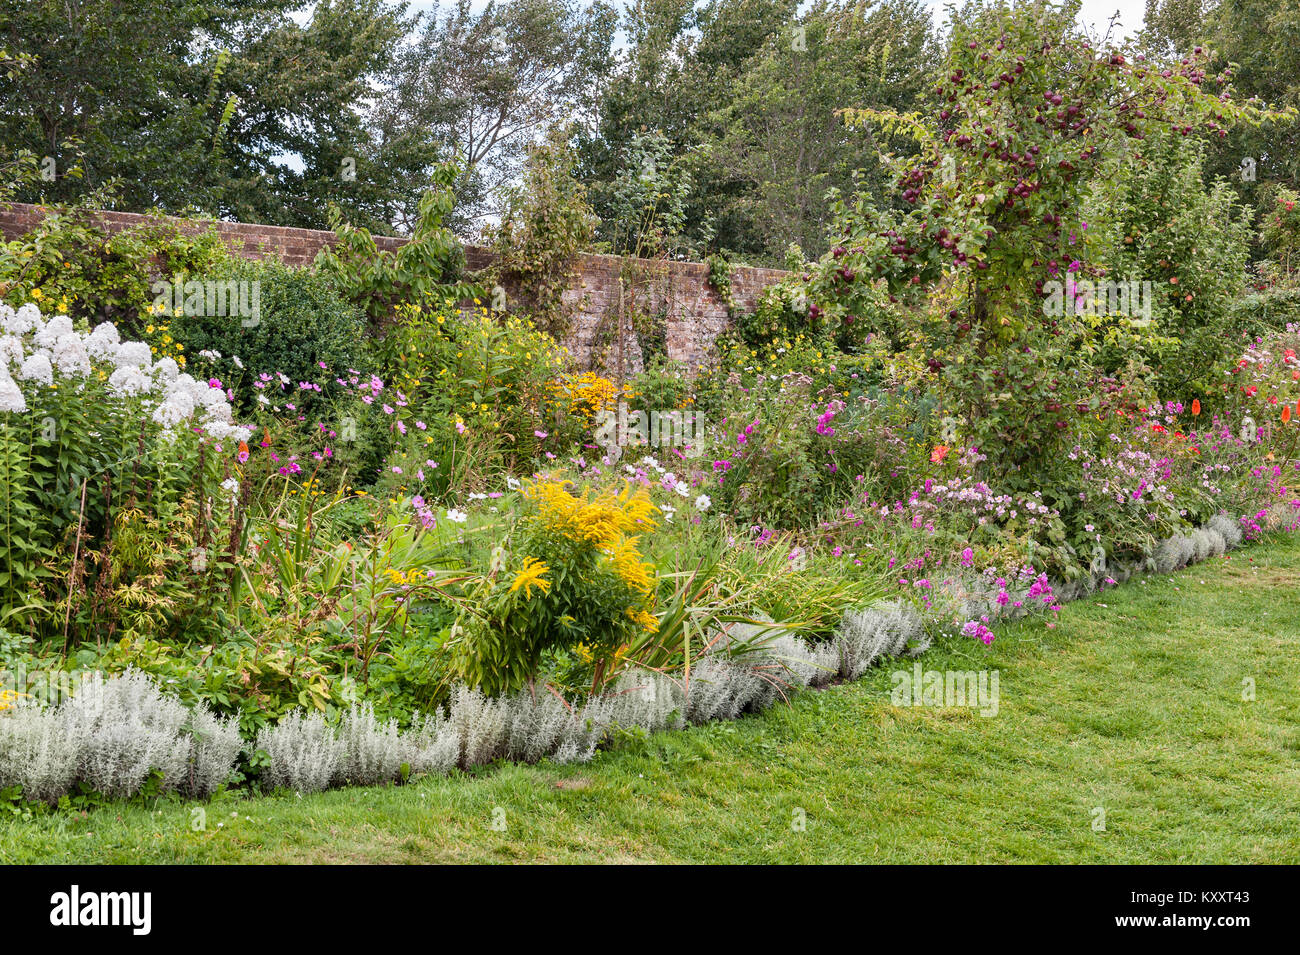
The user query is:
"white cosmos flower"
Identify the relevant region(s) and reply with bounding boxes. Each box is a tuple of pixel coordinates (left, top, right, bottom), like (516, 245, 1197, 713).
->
(694, 494, 712, 511)
(445, 508, 468, 523)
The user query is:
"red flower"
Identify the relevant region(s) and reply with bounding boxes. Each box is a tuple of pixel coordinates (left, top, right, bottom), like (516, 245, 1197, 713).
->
(1191, 399, 1201, 416)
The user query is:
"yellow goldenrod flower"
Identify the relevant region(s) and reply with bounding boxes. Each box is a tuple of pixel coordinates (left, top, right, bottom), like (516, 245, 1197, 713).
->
(510, 557, 551, 599)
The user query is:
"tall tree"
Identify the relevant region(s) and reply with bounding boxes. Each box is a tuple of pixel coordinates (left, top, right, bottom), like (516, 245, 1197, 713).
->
(701, 0, 938, 259)
(216, 0, 423, 231)
(1143, 0, 1300, 236)
(0, 0, 271, 211)
(0, 0, 425, 232)
(375, 0, 619, 234)
(577, 0, 798, 255)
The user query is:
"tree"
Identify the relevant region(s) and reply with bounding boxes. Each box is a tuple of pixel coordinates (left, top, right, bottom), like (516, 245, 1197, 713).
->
(0, 0, 427, 232)
(0, 0, 253, 211)
(818, 0, 1273, 472)
(487, 124, 598, 335)
(375, 0, 618, 233)
(1143, 0, 1300, 247)
(215, 0, 425, 232)
(577, 0, 798, 256)
(702, 0, 937, 260)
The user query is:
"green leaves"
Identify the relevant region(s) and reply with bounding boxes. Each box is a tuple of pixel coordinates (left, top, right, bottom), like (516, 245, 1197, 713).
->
(316, 164, 483, 324)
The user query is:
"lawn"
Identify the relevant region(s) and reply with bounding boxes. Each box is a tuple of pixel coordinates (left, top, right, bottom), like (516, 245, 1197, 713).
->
(3, 533, 1297, 865)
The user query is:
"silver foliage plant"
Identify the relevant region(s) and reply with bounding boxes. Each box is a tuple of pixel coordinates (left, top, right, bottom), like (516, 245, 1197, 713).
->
(254, 602, 931, 791)
(5, 510, 1256, 803)
(830, 600, 929, 682)
(256, 710, 346, 795)
(0, 702, 80, 803)
(0, 668, 241, 803)
(250, 509, 1260, 796)
(930, 510, 1248, 641)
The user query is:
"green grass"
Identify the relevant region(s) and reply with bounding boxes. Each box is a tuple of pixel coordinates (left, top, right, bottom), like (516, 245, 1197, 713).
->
(3, 534, 1298, 864)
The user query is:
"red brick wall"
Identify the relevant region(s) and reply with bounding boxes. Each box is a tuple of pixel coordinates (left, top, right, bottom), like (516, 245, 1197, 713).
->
(1, 202, 787, 369)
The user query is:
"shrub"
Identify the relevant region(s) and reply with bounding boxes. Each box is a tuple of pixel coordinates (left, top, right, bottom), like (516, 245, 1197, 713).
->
(336, 704, 412, 787)
(487, 124, 597, 337)
(165, 257, 368, 417)
(0, 702, 80, 803)
(373, 302, 568, 482)
(314, 163, 481, 324)
(61, 669, 191, 799)
(0, 208, 230, 333)
(1086, 126, 1254, 401)
(449, 478, 661, 695)
(185, 705, 243, 799)
(829, 600, 928, 682)
(255, 709, 347, 794)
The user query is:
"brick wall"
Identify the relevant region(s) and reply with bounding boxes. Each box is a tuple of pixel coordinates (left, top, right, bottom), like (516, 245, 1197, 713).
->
(0, 202, 787, 370)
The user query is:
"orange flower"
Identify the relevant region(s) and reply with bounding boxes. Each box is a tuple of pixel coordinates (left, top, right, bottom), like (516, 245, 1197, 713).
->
(1191, 399, 1200, 416)
(930, 444, 950, 464)
(1284, 405, 1293, 423)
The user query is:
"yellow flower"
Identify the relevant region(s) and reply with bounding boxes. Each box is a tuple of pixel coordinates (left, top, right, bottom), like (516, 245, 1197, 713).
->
(608, 535, 654, 594)
(527, 480, 657, 548)
(510, 557, 551, 599)
(627, 607, 659, 632)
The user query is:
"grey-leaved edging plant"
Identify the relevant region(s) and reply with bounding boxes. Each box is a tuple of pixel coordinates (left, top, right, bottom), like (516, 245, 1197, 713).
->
(0, 505, 1275, 804)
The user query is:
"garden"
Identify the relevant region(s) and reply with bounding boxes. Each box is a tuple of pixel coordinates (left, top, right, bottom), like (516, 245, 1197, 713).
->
(0, 0, 1297, 857)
